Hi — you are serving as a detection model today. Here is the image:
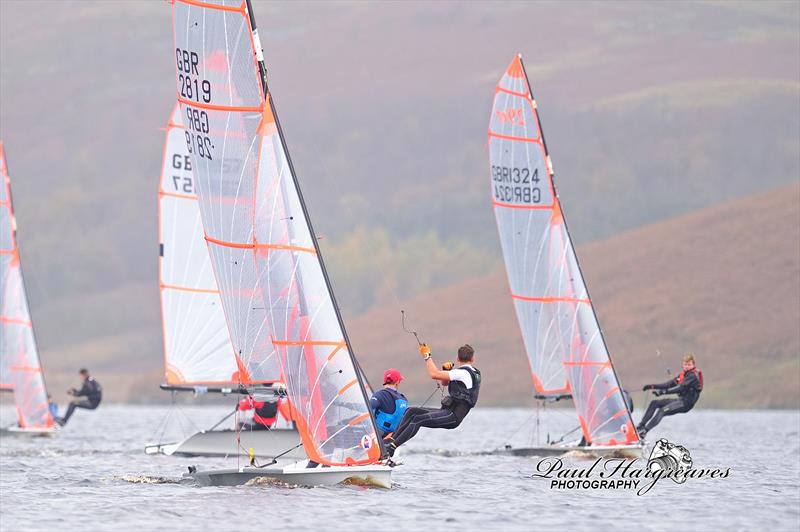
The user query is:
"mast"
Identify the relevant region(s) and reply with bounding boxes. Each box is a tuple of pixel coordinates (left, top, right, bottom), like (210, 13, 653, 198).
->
(243, 1, 383, 452)
(517, 56, 635, 429)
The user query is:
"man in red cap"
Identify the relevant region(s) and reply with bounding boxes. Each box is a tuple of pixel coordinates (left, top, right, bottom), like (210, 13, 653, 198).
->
(369, 369, 409, 438)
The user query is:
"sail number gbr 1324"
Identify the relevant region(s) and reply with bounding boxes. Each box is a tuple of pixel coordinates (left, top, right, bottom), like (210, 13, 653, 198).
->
(491, 165, 542, 204)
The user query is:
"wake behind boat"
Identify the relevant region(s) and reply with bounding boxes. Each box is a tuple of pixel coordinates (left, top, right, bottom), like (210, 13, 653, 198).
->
(486, 55, 643, 459)
(168, 0, 390, 487)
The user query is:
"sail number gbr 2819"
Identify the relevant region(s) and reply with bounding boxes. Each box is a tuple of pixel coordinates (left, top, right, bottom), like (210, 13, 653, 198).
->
(491, 165, 542, 204)
(183, 108, 214, 161)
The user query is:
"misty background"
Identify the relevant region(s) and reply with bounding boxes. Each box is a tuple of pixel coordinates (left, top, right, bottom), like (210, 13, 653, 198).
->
(0, 1, 798, 406)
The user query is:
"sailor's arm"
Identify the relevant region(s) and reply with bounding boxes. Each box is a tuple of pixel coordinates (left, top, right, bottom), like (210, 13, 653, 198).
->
(646, 377, 678, 391)
(420, 344, 450, 383)
(664, 372, 697, 394)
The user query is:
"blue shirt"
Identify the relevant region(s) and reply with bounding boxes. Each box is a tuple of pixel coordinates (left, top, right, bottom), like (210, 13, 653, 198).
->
(370, 388, 406, 415)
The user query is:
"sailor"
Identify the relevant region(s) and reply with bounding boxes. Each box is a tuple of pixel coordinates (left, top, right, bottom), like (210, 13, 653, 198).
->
(369, 368, 408, 438)
(637, 353, 703, 438)
(47, 394, 58, 419)
(238, 395, 280, 430)
(56, 368, 102, 426)
(385, 344, 481, 457)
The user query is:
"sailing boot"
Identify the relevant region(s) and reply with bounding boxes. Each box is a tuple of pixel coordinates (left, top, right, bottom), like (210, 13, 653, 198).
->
(385, 442, 397, 458)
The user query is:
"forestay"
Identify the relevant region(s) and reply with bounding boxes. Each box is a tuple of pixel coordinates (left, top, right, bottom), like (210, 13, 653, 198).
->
(0, 142, 54, 429)
(158, 106, 240, 386)
(488, 56, 638, 446)
(171, 0, 381, 465)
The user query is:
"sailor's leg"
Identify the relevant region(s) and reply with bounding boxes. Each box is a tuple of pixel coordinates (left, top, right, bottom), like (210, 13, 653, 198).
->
(61, 399, 93, 424)
(393, 408, 454, 447)
(643, 399, 685, 432)
(638, 398, 669, 429)
(392, 407, 436, 443)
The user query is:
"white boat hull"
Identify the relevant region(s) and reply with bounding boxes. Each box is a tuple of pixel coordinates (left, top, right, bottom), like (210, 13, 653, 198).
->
(490, 442, 644, 459)
(0, 425, 57, 438)
(187, 460, 392, 488)
(145, 428, 305, 459)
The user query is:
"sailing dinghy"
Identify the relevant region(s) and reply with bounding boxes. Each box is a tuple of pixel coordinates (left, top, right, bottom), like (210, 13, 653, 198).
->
(0, 142, 56, 437)
(170, 0, 390, 487)
(146, 105, 303, 459)
(488, 55, 642, 457)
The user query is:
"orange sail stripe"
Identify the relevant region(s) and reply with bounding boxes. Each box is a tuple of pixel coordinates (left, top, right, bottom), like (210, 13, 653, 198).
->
(326, 344, 345, 361)
(8, 365, 42, 373)
(159, 190, 198, 200)
(272, 339, 345, 347)
(496, 86, 530, 98)
(348, 413, 370, 426)
(488, 131, 541, 143)
(563, 361, 612, 369)
(177, 96, 261, 114)
(204, 234, 316, 254)
(160, 283, 219, 294)
(511, 294, 590, 304)
(493, 200, 554, 210)
(337, 379, 358, 397)
(0, 316, 32, 327)
(174, 0, 246, 14)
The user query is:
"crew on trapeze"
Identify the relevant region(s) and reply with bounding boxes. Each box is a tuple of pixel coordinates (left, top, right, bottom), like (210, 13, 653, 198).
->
(636, 353, 703, 438)
(56, 368, 102, 426)
(238, 395, 283, 430)
(384, 344, 481, 457)
(370, 368, 408, 438)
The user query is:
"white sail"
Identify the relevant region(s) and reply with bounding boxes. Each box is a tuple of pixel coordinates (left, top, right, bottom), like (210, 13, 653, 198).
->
(489, 56, 638, 446)
(172, 0, 381, 465)
(158, 105, 243, 386)
(0, 142, 54, 430)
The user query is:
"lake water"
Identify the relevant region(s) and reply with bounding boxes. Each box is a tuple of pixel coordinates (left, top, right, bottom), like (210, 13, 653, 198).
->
(1, 405, 798, 531)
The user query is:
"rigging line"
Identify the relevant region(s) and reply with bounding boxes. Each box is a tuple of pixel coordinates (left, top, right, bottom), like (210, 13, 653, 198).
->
(500, 408, 539, 447)
(401, 309, 423, 346)
(419, 384, 443, 408)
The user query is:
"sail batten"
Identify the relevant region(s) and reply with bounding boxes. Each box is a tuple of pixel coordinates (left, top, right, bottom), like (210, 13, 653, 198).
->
(489, 56, 638, 445)
(172, 0, 381, 465)
(0, 142, 54, 430)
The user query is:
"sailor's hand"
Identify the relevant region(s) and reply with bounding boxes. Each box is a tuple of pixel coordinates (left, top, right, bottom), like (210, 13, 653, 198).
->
(419, 344, 431, 357)
(442, 361, 454, 371)
(642, 384, 653, 391)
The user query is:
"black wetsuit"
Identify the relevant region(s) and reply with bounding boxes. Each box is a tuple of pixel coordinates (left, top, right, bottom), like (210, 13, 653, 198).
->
(61, 377, 102, 424)
(638, 370, 701, 433)
(392, 365, 480, 447)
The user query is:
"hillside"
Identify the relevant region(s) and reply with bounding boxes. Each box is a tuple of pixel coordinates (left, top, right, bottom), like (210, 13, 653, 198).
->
(348, 183, 800, 409)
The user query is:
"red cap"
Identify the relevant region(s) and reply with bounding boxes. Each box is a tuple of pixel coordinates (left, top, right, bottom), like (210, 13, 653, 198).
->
(383, 368, 404, 385)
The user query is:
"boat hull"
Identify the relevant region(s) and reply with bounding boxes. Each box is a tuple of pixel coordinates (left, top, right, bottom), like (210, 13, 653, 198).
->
(145, 428, 304, 459)
(0, 425, 57, 438)
(188, 461, 392, 488)
(489, 443, 644, 459)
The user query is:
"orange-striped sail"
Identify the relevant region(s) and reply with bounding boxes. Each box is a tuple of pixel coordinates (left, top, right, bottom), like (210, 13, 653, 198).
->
(171, 0, 381, 465)
(0, 142, 55, 431)
(158, 106, 241, 386)
(489, 55, 638, 446)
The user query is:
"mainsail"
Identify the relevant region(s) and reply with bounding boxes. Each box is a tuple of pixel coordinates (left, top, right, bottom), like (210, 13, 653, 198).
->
(489, 55, 638, 446)
(171, 0, 381, 465)
(0, 142, 54, 430)
(158, 105, 241, 386)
